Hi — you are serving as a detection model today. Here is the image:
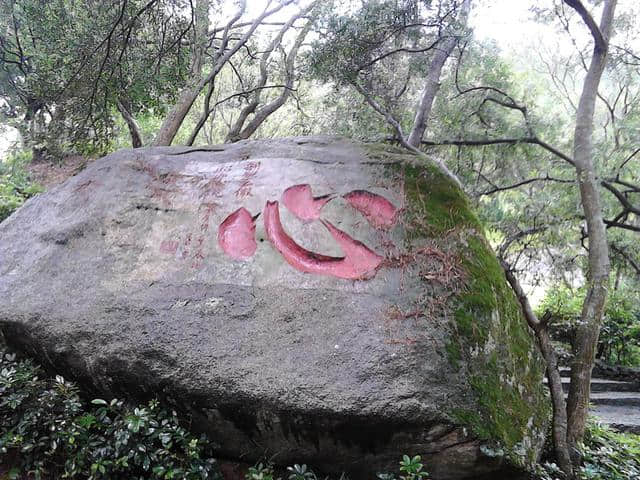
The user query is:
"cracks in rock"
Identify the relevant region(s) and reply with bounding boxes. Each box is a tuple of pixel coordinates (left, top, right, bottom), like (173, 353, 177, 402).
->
(291, 157, 404, 166)
(166, 147, 226, 156)
(292, 157, 344, 166)
(359, 160, 403, 165)
(294, 139, 330, 146)
(134, 203, 177, 213)
(422, 437, 478, 455)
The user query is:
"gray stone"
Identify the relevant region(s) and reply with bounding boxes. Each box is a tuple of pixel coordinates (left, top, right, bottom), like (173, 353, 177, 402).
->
(0, 136, 548, 479)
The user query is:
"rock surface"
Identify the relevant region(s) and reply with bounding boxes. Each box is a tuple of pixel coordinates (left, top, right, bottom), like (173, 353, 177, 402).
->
(0, 137, 548, 479)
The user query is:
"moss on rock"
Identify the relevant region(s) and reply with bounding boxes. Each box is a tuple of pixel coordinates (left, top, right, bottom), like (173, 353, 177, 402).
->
(366, 143, 550, 468)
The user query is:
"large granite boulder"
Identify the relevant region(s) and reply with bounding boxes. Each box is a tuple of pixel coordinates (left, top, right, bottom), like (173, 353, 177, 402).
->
(0, 137, 549, 479)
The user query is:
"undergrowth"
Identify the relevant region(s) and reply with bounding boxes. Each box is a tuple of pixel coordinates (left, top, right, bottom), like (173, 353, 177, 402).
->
(0, 349, 432, 480)
(0, 150, 42, 223)
(0, 350, 221, 479)
(535, 421, 640, 480)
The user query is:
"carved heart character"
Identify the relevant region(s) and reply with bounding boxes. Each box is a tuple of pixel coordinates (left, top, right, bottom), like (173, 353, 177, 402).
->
(263, 200, 383, 280)
(217, 207, 258, 259)
(218, 185, 398, 281)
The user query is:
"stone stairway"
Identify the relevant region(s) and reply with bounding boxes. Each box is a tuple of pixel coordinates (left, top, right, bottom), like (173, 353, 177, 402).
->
(556, 367, 640, 434)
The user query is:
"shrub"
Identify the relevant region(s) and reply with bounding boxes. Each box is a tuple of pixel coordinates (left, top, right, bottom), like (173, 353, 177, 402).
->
(246, 455, 430, 480)
(378, 455, 429, 480)
(534, 421, 640, 480)
(1, 346, 435, 480)
(537, 284, 640, 366)
(0, 150, 42, 223)
(578, 421, 640, 480)
(0, 350, 221, 479)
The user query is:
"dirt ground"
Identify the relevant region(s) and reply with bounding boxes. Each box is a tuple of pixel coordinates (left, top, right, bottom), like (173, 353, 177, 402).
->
(27, 155, 89, 189)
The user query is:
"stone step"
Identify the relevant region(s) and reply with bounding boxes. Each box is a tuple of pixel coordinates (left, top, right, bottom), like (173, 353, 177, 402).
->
(554, 377, 639, 393)
(588, 392, 640, 407)
(591, 405, 640, 434)
(544, 375, 638, 392)
(545, 369, 640, 433)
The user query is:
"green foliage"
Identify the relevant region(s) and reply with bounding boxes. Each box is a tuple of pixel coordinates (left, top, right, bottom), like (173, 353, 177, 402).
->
(312, 1, 413, 83)
(246, 463, 277, 480)
(310, 0, 467, 139)
(535, 422, 640, 480)
(377, 455, 429, 480)
(0, 350, 221, 479)
(245, 455, 430, 480)
(0, 0, 191, 156)
(537, 283, 640, 366)
(0, 150, 41, 222)
(2, 344, 434, 480)
(245, 463, 319, 480)
(578, 422, 640, 480)
(286, 464, 317, 480)
(397, 455, 429, 480)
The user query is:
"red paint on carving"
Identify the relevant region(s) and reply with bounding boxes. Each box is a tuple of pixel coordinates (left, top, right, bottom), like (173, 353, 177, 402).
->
(218, 207, 258, 259)
(198, 202, 217, 232)
(263, 201, 382, 280)
(192, 236, 206, 268)
(320, 219, 382, 278)
(343, 190, 398, 229)
(150, 185, 176, 207)
(180, 233, 193, 259)
(282, 184, 333, 221)
(160, 240, 179, 254)
(235, 161, 260, 199)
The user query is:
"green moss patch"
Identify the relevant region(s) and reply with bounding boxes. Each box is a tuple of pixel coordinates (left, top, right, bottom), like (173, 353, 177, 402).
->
(366, 143, 550, 467)
(403, 162, 481, 237)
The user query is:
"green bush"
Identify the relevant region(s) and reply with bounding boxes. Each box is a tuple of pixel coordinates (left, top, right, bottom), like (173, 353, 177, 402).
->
(537, 284, 640, 366)
(535, 421, 640, 480)
(0, 150, 42, 223)
(579, 422, 640, 480)
(0, 350, 221, 479)
(245, 455, 430, 480)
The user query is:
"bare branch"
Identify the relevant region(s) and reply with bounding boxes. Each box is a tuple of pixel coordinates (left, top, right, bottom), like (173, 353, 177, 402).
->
(563, 0, 606, 51)
(499, 257, 573, 477)
(419, 136, 576, 166)
(601, 180, 640, 216)
(481, 175, 574, 196)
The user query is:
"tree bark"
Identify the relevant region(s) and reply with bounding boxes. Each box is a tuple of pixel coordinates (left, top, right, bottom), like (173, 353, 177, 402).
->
(152, 85, 202, 147)
(116, 98, 143, 148)
(152, 0, 213, 146)
(564, 0, 616, 450)
(185, 78, 216, 146)
(407, 0, 471, 148)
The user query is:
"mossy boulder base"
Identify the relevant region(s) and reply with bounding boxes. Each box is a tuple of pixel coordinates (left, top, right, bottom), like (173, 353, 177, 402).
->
(0, 137, 549, 479)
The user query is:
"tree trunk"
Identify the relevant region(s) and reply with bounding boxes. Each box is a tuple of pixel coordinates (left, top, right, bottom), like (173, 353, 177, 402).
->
(501, 261, 574, 478)
(152, 86, 202, 146)
(225, 2, 316, 143)
(116, 99, 143, 148)
(152, 0, 211, 146)
(230, 16, 313, 142)
(152, 1, 290, 147)
(407, 0, 471, 148)
(565, 0, 616, 450)
(185, 79, 215, 146)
